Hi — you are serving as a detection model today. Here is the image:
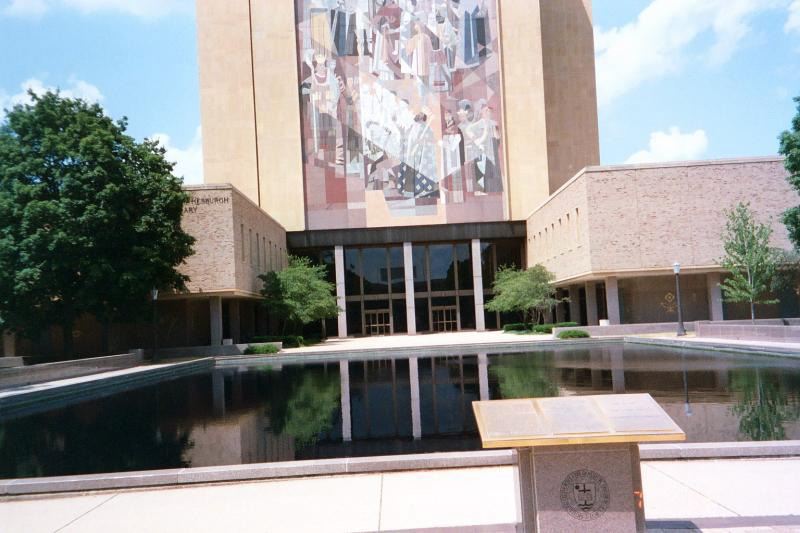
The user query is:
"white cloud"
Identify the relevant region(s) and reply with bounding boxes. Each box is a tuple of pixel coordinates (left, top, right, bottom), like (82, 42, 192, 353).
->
(152, 127, 204, 185)
(626, 127, 709, 164)
(788, 0, 800, 33)
(1, 77, 104, 119)
(595, 0, 784, 107)
(2, 0, 191, 18)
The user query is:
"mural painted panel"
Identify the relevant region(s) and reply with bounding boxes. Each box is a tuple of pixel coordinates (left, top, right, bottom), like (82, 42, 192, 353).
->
(295, 0, 507, 229)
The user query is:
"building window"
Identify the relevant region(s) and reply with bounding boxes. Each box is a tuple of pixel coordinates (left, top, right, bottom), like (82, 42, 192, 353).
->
(249, 229, 253, 265)
(240, 224, 245, 262)
(256, 233, 260, 270)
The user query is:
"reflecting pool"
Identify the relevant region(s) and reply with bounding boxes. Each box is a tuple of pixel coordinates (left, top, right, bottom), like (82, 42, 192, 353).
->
(2, 344, 799, 479)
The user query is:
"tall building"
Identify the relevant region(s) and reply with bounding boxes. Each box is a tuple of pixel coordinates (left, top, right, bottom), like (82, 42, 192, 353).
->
(192, 0, 609, 337)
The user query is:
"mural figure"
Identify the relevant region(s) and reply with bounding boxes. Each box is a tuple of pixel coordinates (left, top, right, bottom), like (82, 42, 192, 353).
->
(296, 0, 506, 229)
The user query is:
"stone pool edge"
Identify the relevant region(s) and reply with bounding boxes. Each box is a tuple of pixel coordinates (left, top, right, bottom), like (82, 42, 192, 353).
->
(2, 442, 799, 497)
(626, 336, 800, 359)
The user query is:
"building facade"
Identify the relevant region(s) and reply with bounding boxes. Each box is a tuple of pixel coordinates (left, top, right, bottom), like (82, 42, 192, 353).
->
(190, 0, 605, 339)
(6, 0, 797, 358)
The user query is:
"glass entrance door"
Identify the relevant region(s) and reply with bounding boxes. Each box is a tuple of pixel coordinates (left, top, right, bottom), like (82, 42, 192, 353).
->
(365, 309, 392, 336)
(431, 306, 458, 332)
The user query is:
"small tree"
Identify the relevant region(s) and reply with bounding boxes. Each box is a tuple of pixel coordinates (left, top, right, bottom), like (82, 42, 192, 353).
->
(0, 91, 195, 357)
(485, 264, 565, 325)
(779, 96, 800, 250)
(719, 202, 781, 323)
(259, 255, 340, 334)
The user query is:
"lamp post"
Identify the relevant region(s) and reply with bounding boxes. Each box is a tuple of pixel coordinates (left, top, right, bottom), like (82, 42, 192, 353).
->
(673, 262, 687, 337)
(151, 288, 159, 362)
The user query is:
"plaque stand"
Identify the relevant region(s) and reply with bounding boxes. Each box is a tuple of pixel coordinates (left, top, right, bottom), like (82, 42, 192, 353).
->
(473, 394, 684, 533)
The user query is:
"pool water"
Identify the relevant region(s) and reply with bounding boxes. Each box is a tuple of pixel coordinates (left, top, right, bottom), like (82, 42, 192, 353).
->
(1, 344, 799, 479)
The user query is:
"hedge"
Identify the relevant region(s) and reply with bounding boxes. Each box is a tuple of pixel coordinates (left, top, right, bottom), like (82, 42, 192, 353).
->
(556, 330, 591, 339)
(502, 323, 531, 332)
(251, 335, 308, 348)
(532, 322, 578, 334)
(243, 344, 280, 355)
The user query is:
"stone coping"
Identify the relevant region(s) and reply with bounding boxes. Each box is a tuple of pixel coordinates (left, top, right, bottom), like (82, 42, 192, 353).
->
(2, 442, 799, 497)
(0, 358, 214, 421)
(0, 450, 516, 496)
(626, 336, 800, 359)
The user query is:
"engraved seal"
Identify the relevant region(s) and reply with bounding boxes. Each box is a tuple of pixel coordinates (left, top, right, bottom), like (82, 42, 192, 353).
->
(559, 469, 610, 521)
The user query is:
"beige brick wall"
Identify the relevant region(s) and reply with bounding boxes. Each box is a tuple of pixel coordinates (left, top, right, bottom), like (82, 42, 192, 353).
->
(232, 187, 288, 296)
(528, 157, 798, 283)
(526, 171, 592, 277)
(180, 185, 287, 297)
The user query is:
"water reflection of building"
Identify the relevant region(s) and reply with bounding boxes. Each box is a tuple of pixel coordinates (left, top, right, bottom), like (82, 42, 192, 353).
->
(183, 348, 800, 468)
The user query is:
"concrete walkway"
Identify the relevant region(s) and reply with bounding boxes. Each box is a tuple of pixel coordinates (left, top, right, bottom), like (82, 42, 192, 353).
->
(2, 458, 799, 532)
(281, 330, 554, 355)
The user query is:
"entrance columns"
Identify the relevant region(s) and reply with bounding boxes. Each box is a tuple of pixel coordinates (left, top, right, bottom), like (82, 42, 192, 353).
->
(605, 277, 621, 325)
(229, 299, 241, 344)
(340, 360, 352, 442)
(585, 282, 599, 326)
(707, 272, 724, 321)
(2, 331, 16, 357)
(403, 242, 417, 335)
(335, 245, 348, 338)
(471, 239, 486, 331)
(568, 285, 582, 325)
(210, 296, 223, 346)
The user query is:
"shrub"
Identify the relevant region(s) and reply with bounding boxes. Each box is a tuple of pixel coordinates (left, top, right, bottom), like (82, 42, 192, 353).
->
(251, 335, 306, 348)
(243, 344, 280, 355)
(503, 322, 531, 332)
(556, 330, 591, 339)
(533, 322, 579, 334)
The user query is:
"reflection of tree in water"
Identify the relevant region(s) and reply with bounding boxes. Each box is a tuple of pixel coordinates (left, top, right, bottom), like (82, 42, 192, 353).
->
(268, 367, 340, 447)
(490, 354, 558, 399)
(0, 394, 193, 479)
(731, 369, 800, 441)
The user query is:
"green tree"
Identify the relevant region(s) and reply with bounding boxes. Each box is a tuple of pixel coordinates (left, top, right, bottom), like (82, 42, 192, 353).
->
(485, 264, 565, 324)
(730, 369, 800, 441)
(779, 96, 800, 250)
(260, 255, 340, 334)
(0, 91, 195, 357)
(719, 202, 781, 323)
(490, 353, 559, 399)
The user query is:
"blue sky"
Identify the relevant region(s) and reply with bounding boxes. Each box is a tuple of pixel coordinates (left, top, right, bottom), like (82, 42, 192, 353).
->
(1, 0, 799, 184)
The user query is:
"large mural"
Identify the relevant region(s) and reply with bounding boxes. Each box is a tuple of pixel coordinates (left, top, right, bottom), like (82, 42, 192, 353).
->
(295, 0, 507, 229)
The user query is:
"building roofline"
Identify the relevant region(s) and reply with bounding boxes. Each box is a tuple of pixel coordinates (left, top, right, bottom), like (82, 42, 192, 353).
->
(183, 182, 287, 231)
(524, 155, 786, 221)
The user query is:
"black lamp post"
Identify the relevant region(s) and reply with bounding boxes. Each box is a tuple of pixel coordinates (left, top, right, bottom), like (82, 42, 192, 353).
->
(673, 262, 687, 337)
(151, 288, 159, 362)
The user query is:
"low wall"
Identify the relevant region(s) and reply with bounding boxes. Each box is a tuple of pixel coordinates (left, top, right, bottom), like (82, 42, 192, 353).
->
(0, 351, 144, 389)
(697, 322, 800, 342)
(3, 442, 798, 496)
(151, 343, 282, 359)
(552, 322, 697, 337)
(0, 357, 24, 369)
